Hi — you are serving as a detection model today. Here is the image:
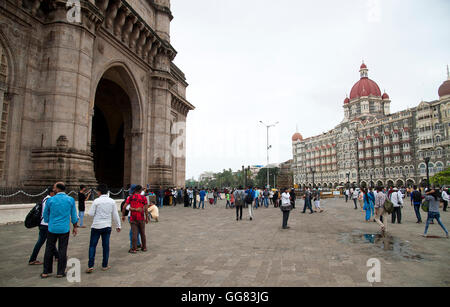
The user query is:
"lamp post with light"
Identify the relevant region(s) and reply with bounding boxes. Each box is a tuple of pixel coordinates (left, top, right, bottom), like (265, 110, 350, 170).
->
(259, 121, 279, 189)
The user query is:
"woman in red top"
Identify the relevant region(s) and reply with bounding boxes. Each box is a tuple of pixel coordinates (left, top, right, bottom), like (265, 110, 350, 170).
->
(126, 185, 148, 253)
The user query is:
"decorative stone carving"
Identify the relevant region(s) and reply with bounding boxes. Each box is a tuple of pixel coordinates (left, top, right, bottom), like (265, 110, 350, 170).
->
(56, 135, 69, 149)
(105, 0, 120, 29)
(122, 15, 137, 44)
(114, 6, 129, 36)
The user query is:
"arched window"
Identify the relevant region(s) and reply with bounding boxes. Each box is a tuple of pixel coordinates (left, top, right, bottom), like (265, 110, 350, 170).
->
(419, 164, 426, 175)
(436, 162, 444, 173)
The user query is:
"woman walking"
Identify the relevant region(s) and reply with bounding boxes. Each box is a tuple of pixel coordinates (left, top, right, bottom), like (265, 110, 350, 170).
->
(423, 189, 449, 238)
(363, 188, 374, 222)
(280, 188, 292, 229)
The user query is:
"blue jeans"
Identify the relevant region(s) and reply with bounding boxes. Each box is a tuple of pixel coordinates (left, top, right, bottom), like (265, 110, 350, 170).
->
(264, 197, 269, 208)
(413, 202, 422, 222)
(199, 199, 205, 209)
(424, 212, 448, 235)
(254, 198, 259, 208)
(128, 217, 141, 248)
(78, 211, 85, 227)
(88, 227, 111, 268)
(158, 197, 164, 208)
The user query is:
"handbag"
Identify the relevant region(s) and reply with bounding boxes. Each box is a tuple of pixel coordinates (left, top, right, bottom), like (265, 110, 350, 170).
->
(383, 199, 394, 214)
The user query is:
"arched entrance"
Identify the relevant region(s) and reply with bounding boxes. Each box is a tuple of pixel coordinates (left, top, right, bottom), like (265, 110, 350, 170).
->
(91, 65, 142, 189)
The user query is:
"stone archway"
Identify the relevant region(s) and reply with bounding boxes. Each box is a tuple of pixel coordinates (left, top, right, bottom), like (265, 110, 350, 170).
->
(91, 65, 143, 188)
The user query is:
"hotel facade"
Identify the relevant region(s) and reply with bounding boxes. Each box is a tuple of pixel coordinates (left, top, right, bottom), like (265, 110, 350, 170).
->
(292, 63, 450, 189)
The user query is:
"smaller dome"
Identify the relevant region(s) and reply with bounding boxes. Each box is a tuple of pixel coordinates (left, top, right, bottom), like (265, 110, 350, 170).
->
(344, 97, 350, 104)
(360, 63, 367, 69)
(292, 132, 303, 142)
(382, 92, 390, 100)
(438, 80, 450, 98)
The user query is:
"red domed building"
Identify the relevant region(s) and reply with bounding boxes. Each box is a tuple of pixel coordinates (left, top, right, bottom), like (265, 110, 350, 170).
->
(343, 63, 390, 122)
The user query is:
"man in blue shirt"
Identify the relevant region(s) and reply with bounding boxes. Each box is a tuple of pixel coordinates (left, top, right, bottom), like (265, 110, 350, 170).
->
(199, 188, 206, 209)
(41, 182, 78, 279)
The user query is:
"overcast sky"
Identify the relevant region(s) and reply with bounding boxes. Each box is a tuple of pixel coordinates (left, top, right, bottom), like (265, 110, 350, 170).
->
(170, 0, 450, 180)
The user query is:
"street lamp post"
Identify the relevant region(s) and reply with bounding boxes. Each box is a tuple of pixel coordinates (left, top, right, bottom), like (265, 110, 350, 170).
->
(346, 172, 350, 189)
(424, 157, 430, 188)
(310, 167, 316, 188)
(260, 121, 279, 189)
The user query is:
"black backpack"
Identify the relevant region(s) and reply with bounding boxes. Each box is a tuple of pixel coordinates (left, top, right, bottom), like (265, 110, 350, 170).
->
(245, 191, 254, 204)
(25, 201, 43, 229)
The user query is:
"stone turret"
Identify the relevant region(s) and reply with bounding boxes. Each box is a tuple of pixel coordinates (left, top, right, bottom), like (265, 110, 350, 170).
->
(153, 0, 172, 42)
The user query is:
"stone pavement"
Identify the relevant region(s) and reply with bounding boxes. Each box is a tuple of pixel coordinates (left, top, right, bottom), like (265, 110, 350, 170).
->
(0, 197, 449, 287)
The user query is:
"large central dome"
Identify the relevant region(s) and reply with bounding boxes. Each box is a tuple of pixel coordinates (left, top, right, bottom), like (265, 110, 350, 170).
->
(349, 63, 382, 100)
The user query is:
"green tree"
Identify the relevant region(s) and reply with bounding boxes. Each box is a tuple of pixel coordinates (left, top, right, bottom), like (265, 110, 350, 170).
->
(431, 167, 450, 186)
(255, 167, 279, 188)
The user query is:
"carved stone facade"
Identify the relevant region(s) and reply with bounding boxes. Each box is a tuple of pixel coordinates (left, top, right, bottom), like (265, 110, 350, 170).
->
(0, 0, 194, 190)
(292, 63, 449, 189)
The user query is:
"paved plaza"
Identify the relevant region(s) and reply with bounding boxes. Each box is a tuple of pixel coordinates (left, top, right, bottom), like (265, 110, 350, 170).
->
(0, 197, 449, 287)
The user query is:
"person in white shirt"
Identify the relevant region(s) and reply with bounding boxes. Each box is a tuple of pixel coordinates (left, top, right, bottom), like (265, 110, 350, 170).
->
(86, 184, 121, 273)
(28, 187, 59, 265)
(390, 187, 404, 224)
(442, 188, 449, 212)
(352, 188, 359, 209)
(281, 188, 292, 229)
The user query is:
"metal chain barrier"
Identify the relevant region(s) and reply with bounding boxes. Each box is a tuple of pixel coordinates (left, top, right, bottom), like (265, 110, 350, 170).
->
(0, 190, 47, 198)
(0, 188, 132, 202)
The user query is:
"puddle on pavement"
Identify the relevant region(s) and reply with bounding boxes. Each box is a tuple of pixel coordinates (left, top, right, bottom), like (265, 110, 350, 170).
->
(340, 232, 425, 261)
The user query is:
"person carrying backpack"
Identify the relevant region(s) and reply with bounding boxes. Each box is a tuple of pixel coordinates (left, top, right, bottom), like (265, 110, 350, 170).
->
(234, 186, 245, 221)
(245, 186, 255, 220)
(28, 187, 59, 265)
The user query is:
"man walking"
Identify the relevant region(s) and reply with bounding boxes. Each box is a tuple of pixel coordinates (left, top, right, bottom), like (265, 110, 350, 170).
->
(390, 187, 403, 224)
(352, 188, 359, 210)
(254, 188, 260, 209)
(263, 188, 269, 208)
(125, 185, 148, 253)
(199, 188, 206, 209)
(193, 187, 198, 208)
(245, 186, 255, 220)
(157, 186, 164, 208)
(290, 188, 296, 209)
(302, 188, 314, 214)
(411, 185, 423, 223)
(78, 185, 91, 228)
(441, 188, 449, 212)
(234, 186, 245, 221)
(86, 184, 121, 273)
(29, 187, 58, 265)
(374, 186, 387, 234)
(41, 182, 78, 279)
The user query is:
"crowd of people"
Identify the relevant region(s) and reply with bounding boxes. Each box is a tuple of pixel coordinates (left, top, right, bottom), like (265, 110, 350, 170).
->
(344, 185, 449, 237)
(26, 181, 448, 280)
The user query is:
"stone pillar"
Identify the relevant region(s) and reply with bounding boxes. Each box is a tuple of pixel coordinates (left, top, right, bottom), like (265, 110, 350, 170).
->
(148, 75, 173, 188)
(25, 2, 98, 189)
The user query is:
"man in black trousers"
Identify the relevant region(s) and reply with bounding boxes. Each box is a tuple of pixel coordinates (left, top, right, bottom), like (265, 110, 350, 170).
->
(302, 188, 314, 214)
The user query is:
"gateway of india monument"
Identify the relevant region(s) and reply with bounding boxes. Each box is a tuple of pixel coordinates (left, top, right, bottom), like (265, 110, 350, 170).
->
(0, 0, 194, 190)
